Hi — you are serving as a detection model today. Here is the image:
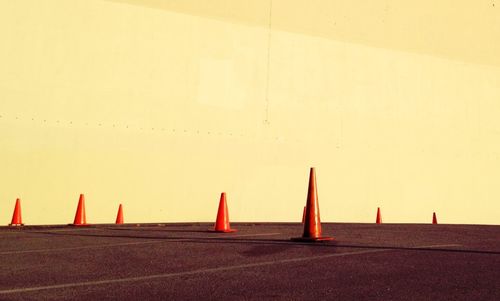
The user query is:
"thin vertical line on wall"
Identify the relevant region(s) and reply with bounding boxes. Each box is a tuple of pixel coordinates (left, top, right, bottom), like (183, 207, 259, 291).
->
(264, 0, 273, 125)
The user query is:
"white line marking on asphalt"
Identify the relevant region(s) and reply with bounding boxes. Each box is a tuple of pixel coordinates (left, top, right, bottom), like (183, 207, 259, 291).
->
(0, 248, 388, 295)
(0, 233, 282, 255)
(0, 243, 464, 295)
(0, 240, 165, 255)
(30, 228, 105, 232)
(414, 244, 462, 248)
(0, 228, 105, 236)
(225, 232, 281, 238)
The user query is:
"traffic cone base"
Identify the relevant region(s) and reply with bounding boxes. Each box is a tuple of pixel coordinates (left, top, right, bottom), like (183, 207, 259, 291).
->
(291, 236, 334, 242)
(213, 228, 237, 233)
(9, 221, 24, 226)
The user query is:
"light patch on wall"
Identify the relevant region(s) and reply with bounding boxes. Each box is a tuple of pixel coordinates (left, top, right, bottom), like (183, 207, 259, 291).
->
(197, 59, 247, 110)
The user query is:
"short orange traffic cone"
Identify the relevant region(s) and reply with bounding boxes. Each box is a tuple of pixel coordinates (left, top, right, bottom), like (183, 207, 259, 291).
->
(115, 204, 124, 224)
(9, 198, 24, 226)
(292, 168, 333, 242)
(213, 192, 236, 233)
(432, 212, 438, 224)
(72, 194, 89, 226)
(376, 207, 382, 224)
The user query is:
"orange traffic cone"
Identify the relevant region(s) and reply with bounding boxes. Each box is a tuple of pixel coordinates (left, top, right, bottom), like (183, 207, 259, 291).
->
(9, 198, 24, 226)
(432, 212, 438, 224)
(213, 192, 236, 233)
(376, 207, 382, 224)
(115, 204, 124, 224)
(72, 194, 90, 226)
(292, 168, 333, 242)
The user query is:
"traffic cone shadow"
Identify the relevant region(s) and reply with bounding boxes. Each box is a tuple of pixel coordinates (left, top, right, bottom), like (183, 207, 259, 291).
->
(212, 192, 236, 233)
(9, 198, 24, 226)
(292, 168, 333, 242)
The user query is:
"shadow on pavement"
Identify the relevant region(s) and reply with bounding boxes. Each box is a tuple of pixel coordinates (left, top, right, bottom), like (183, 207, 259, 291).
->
(20, 229, 500, 255)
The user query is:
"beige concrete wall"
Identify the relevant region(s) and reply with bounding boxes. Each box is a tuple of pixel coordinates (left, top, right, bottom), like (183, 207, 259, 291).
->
(1, 0, 499, 225)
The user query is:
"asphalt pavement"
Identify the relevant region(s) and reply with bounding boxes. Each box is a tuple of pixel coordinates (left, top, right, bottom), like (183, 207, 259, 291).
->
(0, 223, 499, 300)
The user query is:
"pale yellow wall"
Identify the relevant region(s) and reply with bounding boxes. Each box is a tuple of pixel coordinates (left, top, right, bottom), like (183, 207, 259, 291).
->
(1, 0, 499, 225)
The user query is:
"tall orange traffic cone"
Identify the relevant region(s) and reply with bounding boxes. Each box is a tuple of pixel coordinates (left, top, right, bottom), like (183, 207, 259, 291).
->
(213, 192, 236, 233)
(376, 207, 382, 224)
(432, 212, 438, 224)
(9, 198, 24, 226)
(72, 194, 89, 226)
(115, 204, 124, 224)
(292, 168, 333, 242)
